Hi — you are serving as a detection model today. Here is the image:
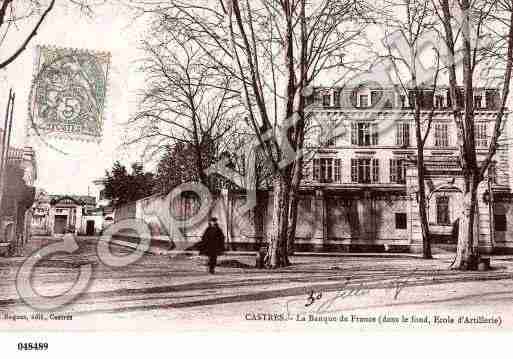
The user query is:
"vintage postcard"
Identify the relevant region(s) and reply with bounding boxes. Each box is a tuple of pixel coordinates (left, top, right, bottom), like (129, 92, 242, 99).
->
(1, 0, 513, 352)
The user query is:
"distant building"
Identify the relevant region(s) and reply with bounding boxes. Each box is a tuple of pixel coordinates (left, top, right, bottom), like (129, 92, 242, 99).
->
(0, 144, 38, 254)
(91, 178, 110, 208)
(91, 177, 114, 227)
(31, 193, 99, 236)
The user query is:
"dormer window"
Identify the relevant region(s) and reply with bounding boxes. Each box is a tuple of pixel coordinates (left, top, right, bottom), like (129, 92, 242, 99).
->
(370, 90, 383, 107)
(474, 95, 482, 109)
(435, 95, 444, 109)
(399, 95, 406, 108)
(322, 94, 331, 107)
(333, 91, 340, 107)
(359, 94, 369, 108)
(485, 90, 497, 109)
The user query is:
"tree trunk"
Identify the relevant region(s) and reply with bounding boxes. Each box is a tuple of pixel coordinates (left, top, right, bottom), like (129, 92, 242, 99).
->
(286, 191, 298, 257)
(286, 154, 303, 258)
(265, 175, 291, 268)
(451, 178, 480, 270)
(418, 179, 432, 259)
(416, 142, 432, 259)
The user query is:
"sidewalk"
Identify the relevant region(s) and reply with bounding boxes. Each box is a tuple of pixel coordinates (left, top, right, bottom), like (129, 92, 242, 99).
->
(2, 241, 513, 331)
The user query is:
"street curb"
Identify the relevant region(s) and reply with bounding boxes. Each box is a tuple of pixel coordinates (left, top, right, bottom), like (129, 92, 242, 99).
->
(104, 237, 428, 259)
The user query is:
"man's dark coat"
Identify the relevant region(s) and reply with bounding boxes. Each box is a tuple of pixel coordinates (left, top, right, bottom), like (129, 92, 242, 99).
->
(199, 224, 225, 256)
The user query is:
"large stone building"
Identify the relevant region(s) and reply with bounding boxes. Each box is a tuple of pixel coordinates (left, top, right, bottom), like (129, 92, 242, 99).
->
(295, 85, 509, 253)
(113, 85, 513, 254)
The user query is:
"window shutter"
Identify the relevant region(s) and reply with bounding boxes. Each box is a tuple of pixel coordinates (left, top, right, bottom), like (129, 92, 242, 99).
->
(372, 123, 379, 145)
(333, 91, 340, 107)
(408, 91, 415, 108)
(435, 123, 448, 147)
(350, 90, 357, 108)
(351, 159, 358, 182)
(400, 160, 406, 183)
(351, 122, 357, 145)
(395, 124, 401, 146)
(476, 123, 488, 147)
(403, 124, 410, 147)
(372, 158, 380, 183)
(313, 159, 320, 180)
(302, 162, 311, 181)
(334, 159, 341, 182)
(390, 159, 397, 183)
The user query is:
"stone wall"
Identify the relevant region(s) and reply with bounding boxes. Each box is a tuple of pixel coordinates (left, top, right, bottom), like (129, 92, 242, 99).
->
(113, 189, 420, 253)
(111, 184, 513, 253)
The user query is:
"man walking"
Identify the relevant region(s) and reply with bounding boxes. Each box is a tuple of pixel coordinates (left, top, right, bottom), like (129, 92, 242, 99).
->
(199, 217, 225, 274)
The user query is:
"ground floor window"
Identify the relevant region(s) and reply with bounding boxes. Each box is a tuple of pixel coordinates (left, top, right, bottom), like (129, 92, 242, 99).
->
(495, 214, 507, 231)
(395, 213, 407, 229)
(436, 196, 450, 225)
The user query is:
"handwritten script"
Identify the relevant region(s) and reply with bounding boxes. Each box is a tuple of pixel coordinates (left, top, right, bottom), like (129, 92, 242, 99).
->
(287, 268, 421, 315)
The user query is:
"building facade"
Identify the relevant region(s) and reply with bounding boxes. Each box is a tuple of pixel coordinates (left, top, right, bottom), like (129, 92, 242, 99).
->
(293, 85, 509, 253)
(112, 85, 513, 254)
(0, 145, 37, 255)
(31, 193, 99, 236)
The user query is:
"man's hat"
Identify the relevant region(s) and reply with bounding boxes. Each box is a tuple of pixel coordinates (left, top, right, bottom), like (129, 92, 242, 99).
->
(209, 217, 218, 222)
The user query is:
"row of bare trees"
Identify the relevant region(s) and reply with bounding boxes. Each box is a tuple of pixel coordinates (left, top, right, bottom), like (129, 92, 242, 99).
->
(0, 0, 510, 270)
(124, 0, 513, 270)
(383, 0, 513, 269)
(127, 0, 370, 267)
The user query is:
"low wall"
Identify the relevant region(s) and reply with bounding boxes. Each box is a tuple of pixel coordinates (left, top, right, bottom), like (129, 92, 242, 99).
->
(111, 188, 513, 253)
(112, 189, 418, 253)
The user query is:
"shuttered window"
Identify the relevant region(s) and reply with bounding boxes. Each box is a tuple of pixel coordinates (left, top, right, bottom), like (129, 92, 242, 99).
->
(351, 158, 380, 183)
(475, 123, 488, 147)
(351, 159, 358, 182)
(372, 158, 380, 183)
(334, 159, 341, 182)
(313, 158, 341, 183)
(333, 91, 340, 107)
(390, 159, 406, 184)
(359, 95, 369, 108)
(434, 123, 449, 147)
(313, 159, 320, 180)
(322, 94, 331, 107)
(351, 122, 378, 146)
(396, 123, 410, 147)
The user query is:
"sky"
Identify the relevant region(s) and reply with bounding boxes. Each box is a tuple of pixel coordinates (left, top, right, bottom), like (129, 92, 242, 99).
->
(0, 1, 148, 195)
(1, 1, 510, 196)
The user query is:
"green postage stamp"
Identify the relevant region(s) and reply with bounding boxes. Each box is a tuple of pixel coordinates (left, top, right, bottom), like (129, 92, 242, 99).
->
(28, 45, 110, 143)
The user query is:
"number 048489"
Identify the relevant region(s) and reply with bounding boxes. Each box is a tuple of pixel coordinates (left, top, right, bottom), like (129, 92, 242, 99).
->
(17, 342, 48, 351)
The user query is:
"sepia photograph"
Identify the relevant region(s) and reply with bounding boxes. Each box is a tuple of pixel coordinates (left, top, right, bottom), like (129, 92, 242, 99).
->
(0, 0, 513, 353)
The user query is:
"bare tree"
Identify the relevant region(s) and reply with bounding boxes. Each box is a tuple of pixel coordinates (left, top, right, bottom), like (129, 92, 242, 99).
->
(383, 0, 443, 259)
(126, 0, 371, 267)
(0, 0, 102, 70)
(433, 0, 513, 269)
(127, 25, 241, 191)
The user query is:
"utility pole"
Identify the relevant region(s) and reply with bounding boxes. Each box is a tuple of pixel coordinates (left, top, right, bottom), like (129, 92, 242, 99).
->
(0, 90, 15, 245)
